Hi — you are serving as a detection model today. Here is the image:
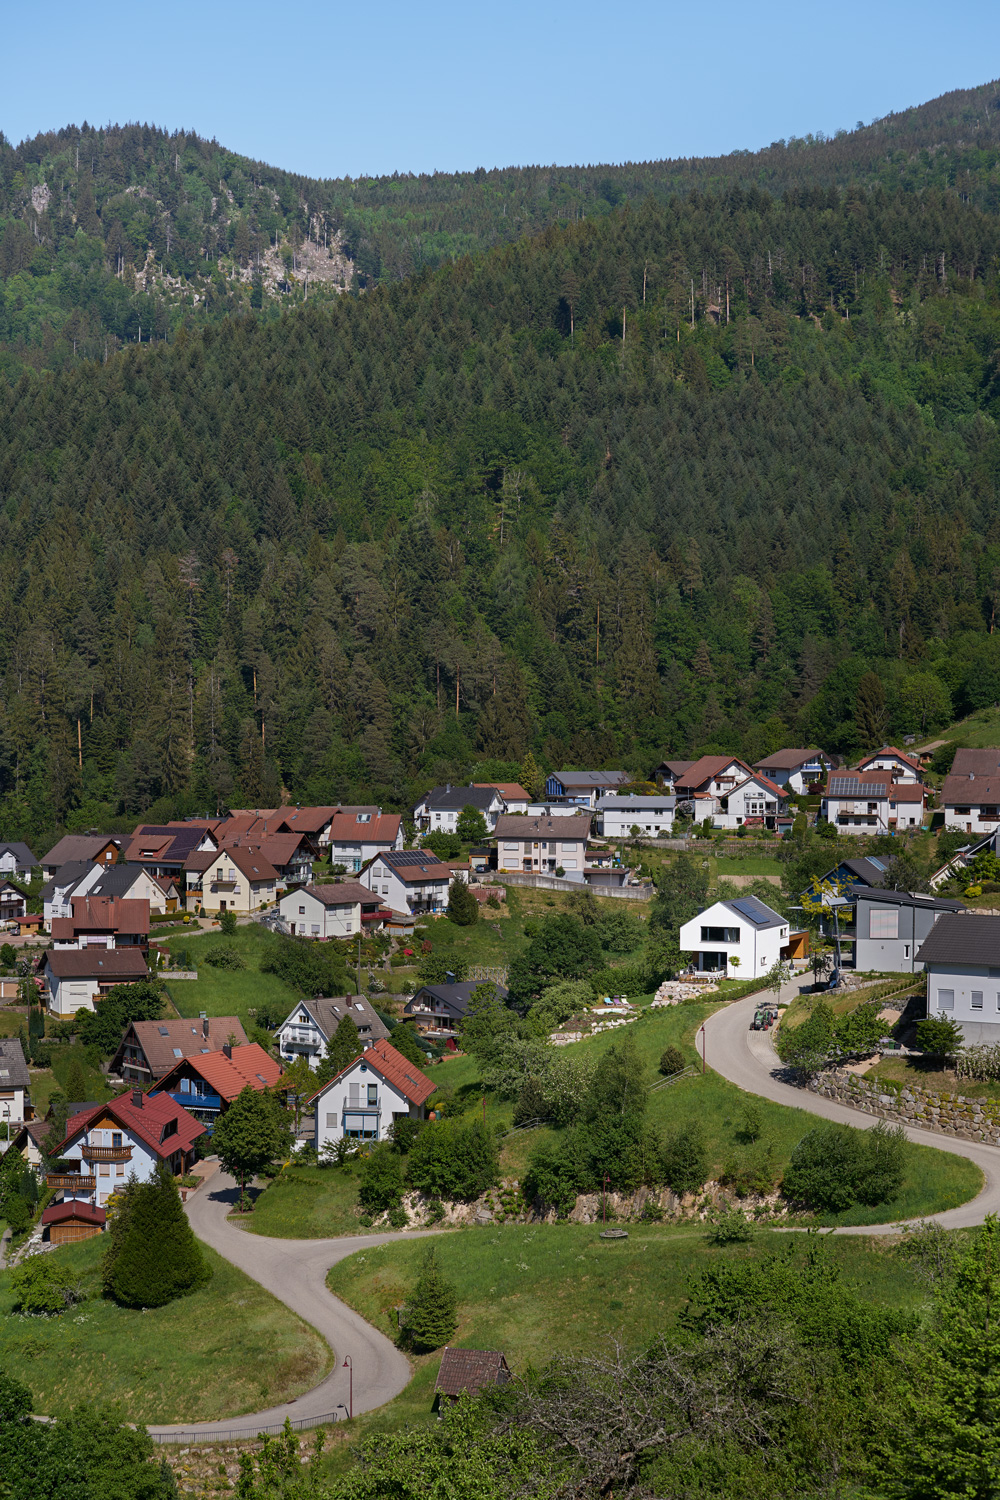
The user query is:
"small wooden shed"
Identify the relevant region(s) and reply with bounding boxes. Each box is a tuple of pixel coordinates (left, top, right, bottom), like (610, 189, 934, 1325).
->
(434, 1348, 511, 1410)
(41, 1200, 106, 1245)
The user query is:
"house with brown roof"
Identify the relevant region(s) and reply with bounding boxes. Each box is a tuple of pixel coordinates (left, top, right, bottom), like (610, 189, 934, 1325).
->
(150, 1041, 283, 1125)
(474, 782, 531, 813)
(941, 748, 1000, 834)
(326, 810, 404, 874)
(821, 771, 927, 835)
(494, 812, 590, 878)
(434, 1348, 511, 1407)
(188, 844, 279, 915)
(360, 848, 453, 915)
(0, 879, 26, 924)
(752, 748, 831, 796)
(309, 1038, 434, 1149)
(46, 1087, 206, 1225)
(51, 896, 150, 951)
(216, 828, 316, 888)
(42, 947, 149, 1017)
(277, 881, 387, 938)
(673, 755, 755, 801)
(653, 758, 695, 791)
(40, 834, 123, 881)
(855, 746, 925, 784)
(109, 1014, 249, 1085)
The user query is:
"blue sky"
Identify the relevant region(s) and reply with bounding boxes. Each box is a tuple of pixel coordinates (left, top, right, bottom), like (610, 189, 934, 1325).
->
(5, 1, 1000, 180)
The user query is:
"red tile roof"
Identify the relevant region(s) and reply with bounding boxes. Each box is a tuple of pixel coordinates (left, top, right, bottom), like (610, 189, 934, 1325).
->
(327, 812, 402, 844)
(42, 1200, 107, 1227)
(153, 1042, 283, 1103)
(675, 755, 753, 789)
(210, 845, 279, 883)
(306, 1038, 435, 1108)
(474, 782, 530, 801)
(435, 1348, 511, 1397)
(52, 896, 150, 938)
(53, 1090, 206, 1159)
(857, 746, 923, 774)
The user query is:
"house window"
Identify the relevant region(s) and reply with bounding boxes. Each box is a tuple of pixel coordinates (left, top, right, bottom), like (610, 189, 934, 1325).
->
(973, 991, 984, 1009)
(870, 910, 899, 939)
(938, 989, 955, 1011)
(560, 843, 577, 852)
(299, 906, 305, 915)
(326, 1113, 337, 1127)
(367, 1083, 378, 1106)
(701, 926, 740, 943)
(311, 924, 320, 935)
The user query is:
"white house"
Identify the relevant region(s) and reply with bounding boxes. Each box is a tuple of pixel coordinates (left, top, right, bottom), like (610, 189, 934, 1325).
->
(277, 881, 385, 938)
(821, 772, 926, 834)
(326, 811, 403, 874)
(856, 747, 924, 785)
(0, 1037, 30, 1127)
(543, 770, 629, 809)
(361, 849, 452, 915)
(186, 844, 278, 914)
(494, 812, 590, 878)
(43, 948, 149, 1016)
(413, 784, 506, 834)
(48, 1088, 205, 1216)
(310, 1038, 435, 1148)
(752, 749, 831, 796)
(475, 781, 530, 814)
(679, 896, 790, 978)
(674, 756, 755, 799)
(595, 795, 676, 839)
(711, 773, 789, 831)
(940, 749, 1000, 834)
(274, 995, 390, 1070)
(0, 842, 37, 879)
(917, 912, 1000, 1043)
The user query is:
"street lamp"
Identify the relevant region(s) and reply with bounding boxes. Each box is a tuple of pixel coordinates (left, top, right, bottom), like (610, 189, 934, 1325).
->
(699, 1024, 706, 1074)
(343, 1355, 353, 1420)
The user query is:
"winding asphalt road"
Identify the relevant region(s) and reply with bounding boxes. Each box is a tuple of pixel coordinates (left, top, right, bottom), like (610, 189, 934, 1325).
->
(147, 1172, 438, 1441)
(703, 985, 1000, 1234)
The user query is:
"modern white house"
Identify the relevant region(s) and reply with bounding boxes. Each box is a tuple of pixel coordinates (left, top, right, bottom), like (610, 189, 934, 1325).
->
(679, 896, 790, 978)
(361, 849, 453, 916)
(0, 842, 37, 879)
(277, 881, 385, 938)
(494, 812, 590, 877)
(273, 995, 390, 1070)
(940, 749, 1000, 834)
(916, 913, 1000, 1043)
(856, 747, 924, 784)
(595, 795, 676, 839)
(752, 749, 831, 795)
(309, 1039, 435, 1147)
(326, 811, 404, 874)
(543, 770, 629, 809)
(0, 1037, 29, 1126)
(412, 784, 506, 834)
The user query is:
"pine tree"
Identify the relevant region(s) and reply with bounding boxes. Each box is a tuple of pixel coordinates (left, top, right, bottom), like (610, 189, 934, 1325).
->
(64, 1058, 88, 1105)
(404, 1247, 458, 1353)
(103, 1163, 210, 1308)
(518, 750, 544, 799)
(446, 880, 479, 927)
(854, 671, 888, 749)
(317, 1015, 363, 1084)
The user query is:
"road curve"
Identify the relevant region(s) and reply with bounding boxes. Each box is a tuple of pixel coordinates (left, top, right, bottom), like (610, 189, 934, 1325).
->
(147, 1171, 439, 1440)
(702, 988, 1000, 1234)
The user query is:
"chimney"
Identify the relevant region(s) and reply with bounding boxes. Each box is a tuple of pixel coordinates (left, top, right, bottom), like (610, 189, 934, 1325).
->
(132, 1088, 143, 1108)
(223, 1042, 232, 1060)
(202, 1013, 209, 1038)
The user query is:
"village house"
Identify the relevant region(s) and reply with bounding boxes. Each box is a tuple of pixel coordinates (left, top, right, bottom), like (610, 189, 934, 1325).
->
(709, 772, 790, 832)
(0, 1037, 30, 1127)
(494, 812, 590, 877)
(413, 784, 506, 834)
(151, 1041, 283, 1127)
(916, 912, 1000, 1043)
(820, 771, 926, 833)
(0, 842, 37, 879)
(40, 834, 124, 882)
(43, 948, 149, 1017)
(80, 862, 174, 913)
(403, 980, 509, 1036)
(277, 881, 386, 938)
(45, 1089, 205, 1234)
(0, 880, 26, 924)
(9, 1118, 49, 1170)
(940, 748, 1000, 834)
(474, 781, 530, 813)
(124, 822, 220, 907)
(108, 1014, 249, 1085)
(673, 755, 754, 802)
(360, 848, 452, 915)
(855, 746, 925, 784)
(801, 855, 895, 905)
(185, 844, 278, 914)
(310, 1038, 435, 1149)
(652, 758, 695, 791)
(273, 995, 390, 1070)
(752, 748, 831, 795)
(50, 896, 150, 951)
(678, 896, 791, 978)
(268, 805, 343, 849)
(326, 810, 404, 873)
(217, 828, 316, 889)
(595, 795, 676, 839)
(848, 887, 966, 974)
(543, 770, 629, 809)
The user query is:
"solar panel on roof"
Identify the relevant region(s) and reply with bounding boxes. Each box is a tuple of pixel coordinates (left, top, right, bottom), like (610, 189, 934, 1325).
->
(731, 898, 772, 924)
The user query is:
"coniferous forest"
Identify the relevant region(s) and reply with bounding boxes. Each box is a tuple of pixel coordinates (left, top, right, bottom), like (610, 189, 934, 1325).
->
(4, 83, 1000, 843)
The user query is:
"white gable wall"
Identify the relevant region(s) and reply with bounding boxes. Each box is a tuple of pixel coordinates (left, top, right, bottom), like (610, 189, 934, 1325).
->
(278, 887, 360, 938)
(313, 1056, 421, 1148)
(678, 900, 788, 978)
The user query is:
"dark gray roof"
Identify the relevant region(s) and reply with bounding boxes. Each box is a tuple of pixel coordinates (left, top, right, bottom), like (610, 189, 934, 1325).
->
(722, 896, 786, 929)
(279, 995, 390, 1044)
(0, 842, 38, 865)
(754, 748, 827, 771)
(849, 886, 966, 911)
(916, 914, 1000, 966)
(86, 865, 149, 899)
(552, 770, 628, 788)
(840, 857, 889, 885)
(39, 860, 98, 901)
(418, 785, 500, 813)
(0, 1036, 30, 1089)
(41, 834, 122, 866)
(405, 980, 509, 1020)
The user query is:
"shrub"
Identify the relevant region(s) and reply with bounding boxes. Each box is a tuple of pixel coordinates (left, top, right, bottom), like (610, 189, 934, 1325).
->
(402, 1247, 458, 1352)
(712, 1207, 756, 1244)
(389, 1116, 424, 1153)
(446, 880, 479, 927)
(387, 1206, 409, 1229)
(659, 1045, 686, 1077)
(203, 944, 245, 970)
(721, 1141, 776, 1197)
(660, 1122, 709, 1195)
(218, 909, 238, 935)
(4, 1192, 32, 1235)
(0, 942, 16, 969)
(782, 1120, 907, 1212)
(407, 1119, 499, 1202)
(103, 1166, 211, 1308)
(358, 1144, 405, 1214)
(916, 1015, 965, 1061)
(10, 1255, 82, 1314)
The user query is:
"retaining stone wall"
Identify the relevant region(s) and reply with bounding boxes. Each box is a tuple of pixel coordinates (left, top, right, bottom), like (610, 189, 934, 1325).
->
(809, 1069, 1000, 1146)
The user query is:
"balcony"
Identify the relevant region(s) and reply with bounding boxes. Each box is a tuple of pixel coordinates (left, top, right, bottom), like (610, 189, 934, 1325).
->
(47, 1173, 96, 1191)
(82, 1144, 133, 1163)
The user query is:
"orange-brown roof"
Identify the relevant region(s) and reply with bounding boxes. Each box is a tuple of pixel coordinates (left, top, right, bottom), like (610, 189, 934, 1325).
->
(53, 896, 150, 938)
(209, 845, 279, 883)
(54, 1089, 205, 1159)
(474, 782, 530, 801)
(327, 812, 402, 844)
(270, 806, 340, 834)
(306, 1038, 434, 1108)
(153, 1042, 283, 1103)
(675, 755, 753, 789)
(857, 746, 923, 774)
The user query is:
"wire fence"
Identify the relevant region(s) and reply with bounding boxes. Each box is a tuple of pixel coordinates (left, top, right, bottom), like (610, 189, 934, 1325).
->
(148, 1411, 342, 1445)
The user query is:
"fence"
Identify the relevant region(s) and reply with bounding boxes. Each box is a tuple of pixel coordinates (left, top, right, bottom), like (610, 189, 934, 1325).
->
(489, 872, 654, 901)
(649, 1065, 697, 1091)
(148, 1411, 342, 1445)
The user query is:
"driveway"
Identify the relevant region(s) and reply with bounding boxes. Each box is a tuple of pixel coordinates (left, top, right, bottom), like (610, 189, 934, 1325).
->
(702, 986, 1000, 1234)
(146, 1171, 439, 1440)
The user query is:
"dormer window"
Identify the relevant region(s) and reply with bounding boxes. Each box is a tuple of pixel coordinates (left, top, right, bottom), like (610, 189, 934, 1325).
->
(356, 814, 372, 824)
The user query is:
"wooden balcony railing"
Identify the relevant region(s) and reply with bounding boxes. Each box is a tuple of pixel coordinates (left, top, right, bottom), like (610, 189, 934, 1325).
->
(46, 1173, 96, 1191)
(81, 1144, 133, 1163)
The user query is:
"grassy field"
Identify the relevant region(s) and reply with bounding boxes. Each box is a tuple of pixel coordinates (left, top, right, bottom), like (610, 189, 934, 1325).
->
(0, 1234, 331, 1423)
(869, 1052, 1000, 1103)
(711, 856, 783, 877)
(241, 1161, 370, 1239)
(162, 924, 301, 1025)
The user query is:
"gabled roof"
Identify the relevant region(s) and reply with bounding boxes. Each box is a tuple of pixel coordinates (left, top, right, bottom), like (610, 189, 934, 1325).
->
(0, 1036, 30, 1089)
(941, 770, 1000, 805)
(86, 866, 155, 900)
(406, 980, 508, 1020)
(41, 834, 122, 867)
(307, 1038, 434, 1108)
(210, 844, 279, 883)
(917, 912, 1000, 966)
(474, 783, 530, 801)
(753, 748, 828, 771)
(42, 1200, 107, 1227)
(655, 758, 695, 776)
(289, 882, 382, 909)
(494, 813, 589, 839)
(152, 1042, 283, 1102)
(435, 1348, 511, 1398)
(53, 1090, 205, 1160)
(675, 755, 753, 789)
(40, 861, 97, 901)
(109, 1016, 249, 1079)
(550, 770, 628, 789)
(824, 771, 893, 797)
(857, 745, 923, 773)
(217, 831, 314, 868)
(52, 896, 150, 938)
(729, 772, 788, 800)
(326, 811, 402, 844)
(125, 824, 218, 865)
(277, 994, 390, 1044)
(0, 841, 38, 865)
(417, 785, 502, 813)
(44, 949, 148, 980)
(690, 896, 785, 930)
(268, 806, 341, 834)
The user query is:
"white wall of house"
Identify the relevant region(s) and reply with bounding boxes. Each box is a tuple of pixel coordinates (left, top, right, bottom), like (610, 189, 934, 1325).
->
(496, 834, 587, 876)
(329, 833, 404, 874)
(278, 887, 360, 938)
(712, 778, 786, 830)
(61, 1122, 160, 1209)
(821, 794, 888, 833)
(416, 790, 505, 834)
(361, 863, 449, 915)
(0, 1084, 26, 1126)
(925, 962, 1000, 1044)
(596, 798, 675, 838)
(860, 754, 922, 784)
(275, 1003, 328, 1069)
(313, 1057, 421, 1149)
(44, 968, 102, 1016)
(944, 802, 1000, 835)
(678, 900, 788, 978)
(198, 853, 275, 914)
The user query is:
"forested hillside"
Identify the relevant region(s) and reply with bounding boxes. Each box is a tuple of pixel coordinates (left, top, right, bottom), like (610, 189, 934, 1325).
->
(4, 76, 1000, 372)
(4, 145, 1000, 846)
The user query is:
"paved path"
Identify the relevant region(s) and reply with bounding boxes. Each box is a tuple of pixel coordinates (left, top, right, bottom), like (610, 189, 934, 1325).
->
(702, 986, 1000, 1234)
(147, 1170, 439, 1440)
